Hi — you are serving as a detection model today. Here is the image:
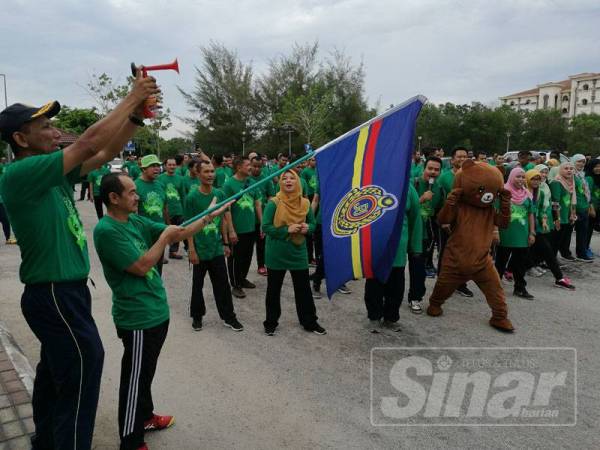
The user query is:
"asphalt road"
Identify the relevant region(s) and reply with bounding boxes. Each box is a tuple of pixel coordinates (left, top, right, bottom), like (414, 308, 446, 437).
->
(1, 194, 599, 449)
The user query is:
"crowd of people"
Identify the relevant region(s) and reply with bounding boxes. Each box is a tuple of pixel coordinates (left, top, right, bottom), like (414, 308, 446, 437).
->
(1, 77, 599, 449)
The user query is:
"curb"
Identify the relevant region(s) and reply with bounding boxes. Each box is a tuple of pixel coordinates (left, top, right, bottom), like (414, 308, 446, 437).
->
(0, 320, 35, 396)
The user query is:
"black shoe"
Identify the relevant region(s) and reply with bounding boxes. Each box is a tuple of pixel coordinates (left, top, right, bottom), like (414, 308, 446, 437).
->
(456, 285, 474, 297)
(192, 317, 203, 331)
(514, 288, 534, 300)
(264, 326, 276, 336)
(306, 323, 327, 335)
(336, 284, 351, 295)
(561, 255, 576, 262)
(312, 284, 322, 299)
(575, 255, 594, 263)
(224, 318, 244, 331)
(231, 287, 246, 298)
(241, 279, 256, 289)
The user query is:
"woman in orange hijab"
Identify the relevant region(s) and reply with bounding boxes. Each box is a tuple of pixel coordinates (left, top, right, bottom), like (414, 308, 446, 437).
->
(261, 170, 326, 336)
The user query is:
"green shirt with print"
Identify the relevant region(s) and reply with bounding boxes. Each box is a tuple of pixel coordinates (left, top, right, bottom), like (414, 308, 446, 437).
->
(574, 176, 590, 212)
(301, 167, 317, 197)
(88, 165, 111, 197)
(184, 188, 226, 261)
(413, 176, 442, 221)
(94, 214, 168, 330)
(135, 178, 166, 223)
(214, 166, 229, 189)
(393, 184, 423, 268)
(222, 176, 258, 234)
(550, 180, 573, 224)
(157, 173, 185, 217)
(262, 199, 316, 270)
(586, 175, 600, 210)
(499, 198, 534, 248)
(0, 150, 89, 284)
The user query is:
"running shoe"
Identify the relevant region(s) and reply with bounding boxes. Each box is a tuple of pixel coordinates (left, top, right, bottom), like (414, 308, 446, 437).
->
(224, 318, 244, 331)
(425, 268, 437, 278)
(336, 284, 352, 295)
(264, 327, 276, 336)
(241, 279, 256, 289)
(513, 288, 534, 300)
(306, 323, 327, 335)
(561, 255, 576, 262)
(408, 300, 423, 314)
(257, 266, 267, 276)
(381, 321, 402, 332)
(312, 284, 322, 299)
(369, 319, 381, 333)
(504, 271, 514, 282)
(6, 237, 17, 245)
(456, 285, 474, 297)
(144, 413, 174, 432)
(554, 278, 575, 290)
(192, 318, 202, 331)
(527, 267, 543, 277)
(575, 255, 594, 263)
(137, 444, 148, 450)
(231, 287, 246, 298)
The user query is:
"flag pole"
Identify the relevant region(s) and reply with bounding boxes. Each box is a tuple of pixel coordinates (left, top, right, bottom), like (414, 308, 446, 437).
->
(181, 151, 315, 227)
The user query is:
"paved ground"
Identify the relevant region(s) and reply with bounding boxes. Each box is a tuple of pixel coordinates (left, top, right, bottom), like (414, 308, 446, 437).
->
(1, 192, 600, 449)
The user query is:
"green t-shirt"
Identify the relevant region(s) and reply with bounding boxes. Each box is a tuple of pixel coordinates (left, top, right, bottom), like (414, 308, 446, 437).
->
(182, 175, 199, 197)
(574, 176, 590, 212)
(0, 150, 89, 283)
(222, 176, 258, 234)
(224, 166, 233, 177)
(413, 176, 442, 221)
(176, 165, 189, 177)
(88, 165, 111, 197)
(586, 175, 600, 209)
(437, 169, 456, 202)
(261, 199, 316, 270)
(535, 189, 553, 235)
(550, 180, 573, 224)
(214, 166, 229, 189)
(184, 188, 226, 261)
(93, 214, 168, 330)
(157, 173, 185, 217)
(248, 174, 276, 224)
(410, 162, 424, 180)
(499, 198, 533, 248)
(393, 184, 423, 268)
(124, 161, 141, 180)
(135, 178, 166, 223)
(301, 167, 317, 197)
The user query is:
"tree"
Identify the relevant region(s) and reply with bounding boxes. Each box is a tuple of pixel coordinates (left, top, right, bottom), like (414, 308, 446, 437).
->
(521, 109, 568, 151)
(567, 114, 600, 156)
(52, 106, 100, 134)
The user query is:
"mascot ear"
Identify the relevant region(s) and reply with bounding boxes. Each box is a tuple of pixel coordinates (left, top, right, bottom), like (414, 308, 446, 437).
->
(461, 159, 475, 170)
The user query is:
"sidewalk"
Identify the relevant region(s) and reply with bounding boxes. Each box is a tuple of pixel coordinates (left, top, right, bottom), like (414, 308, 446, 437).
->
(0, 322, 34, 449)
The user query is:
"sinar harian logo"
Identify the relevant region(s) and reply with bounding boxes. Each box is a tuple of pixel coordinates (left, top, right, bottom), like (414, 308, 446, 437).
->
(331, 185, 398, 237)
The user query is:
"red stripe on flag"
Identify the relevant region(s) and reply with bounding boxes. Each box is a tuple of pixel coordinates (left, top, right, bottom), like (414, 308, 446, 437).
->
(360, 119, 382, 278)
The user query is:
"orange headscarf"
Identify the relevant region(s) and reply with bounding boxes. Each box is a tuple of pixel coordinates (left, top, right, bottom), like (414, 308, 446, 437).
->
(273, 170, 310, 245)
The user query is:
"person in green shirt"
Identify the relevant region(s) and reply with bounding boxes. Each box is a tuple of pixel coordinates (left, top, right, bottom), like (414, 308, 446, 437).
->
(175, 153, 190, 177)
(182, 159, 201, 197)
(494, 167, 537, 299)
(135, 154, 169, 274)
(0, 69, 159, 450)
(262, 170, 325, 336)
(410, 149, 424, 179)
(435, 146, 474, 298)
(184, 160, 243, 332)
(571, 153, 594, 261)
(364, 183, 423, 333)
(212, 154, 229, 189)
(549, 162, 577, 261)
(223, 154, 234, 177)
(123, 156, 141, 180)
(158, 157, 186, 259)
(585, 158, 600, 254)
(249, 155, 275, 276)
(222, 156, 263, 298)
(94, 172, 230, 450)
(525, 169, 575, 290)
(88, 163, 111, 218)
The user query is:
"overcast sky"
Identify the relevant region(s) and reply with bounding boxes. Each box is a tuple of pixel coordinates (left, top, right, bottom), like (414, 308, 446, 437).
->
(1, 0, 599, 138)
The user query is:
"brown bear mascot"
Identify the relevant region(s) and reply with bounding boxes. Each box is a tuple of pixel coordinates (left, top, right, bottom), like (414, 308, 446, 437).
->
(426, 159, 514, 332)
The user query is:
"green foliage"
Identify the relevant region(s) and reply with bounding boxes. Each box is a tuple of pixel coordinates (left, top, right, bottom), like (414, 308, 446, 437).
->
(567, 114, 600, 155)
(52, 106, 100, 134)
(181, 41, 373, 157)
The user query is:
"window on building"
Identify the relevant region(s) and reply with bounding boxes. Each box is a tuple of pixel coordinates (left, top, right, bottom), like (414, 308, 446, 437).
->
(510, 101, 515, 106)
(562, 108, 568, 113)
(583, 84, 589, 90)
(543, 95, 549, 109)
(525, 99, 530, 105)
(582, 99, 588, 105)
(562, 95, 569, 102)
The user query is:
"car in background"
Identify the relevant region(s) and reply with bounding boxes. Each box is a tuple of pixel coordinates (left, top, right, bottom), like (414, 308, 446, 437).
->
(108, 158, 124, 173)
(503, 151, 570, 165)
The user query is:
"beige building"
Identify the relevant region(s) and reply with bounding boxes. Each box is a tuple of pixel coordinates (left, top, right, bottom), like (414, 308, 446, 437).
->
(499, 72, 599, 118)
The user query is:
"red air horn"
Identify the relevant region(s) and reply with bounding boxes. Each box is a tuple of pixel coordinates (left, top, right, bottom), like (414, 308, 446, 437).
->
(130, 58, 180, 118)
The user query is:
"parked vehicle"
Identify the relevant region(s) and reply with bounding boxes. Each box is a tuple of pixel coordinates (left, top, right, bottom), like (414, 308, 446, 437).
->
(108, 158, 124, 173)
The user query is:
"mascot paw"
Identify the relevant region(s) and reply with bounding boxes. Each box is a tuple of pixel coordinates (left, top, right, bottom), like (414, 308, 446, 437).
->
(426, 305, 443, 317)
(489, 318, 514, 333)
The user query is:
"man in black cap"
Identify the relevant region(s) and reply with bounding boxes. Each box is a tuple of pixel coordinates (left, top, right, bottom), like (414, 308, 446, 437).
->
(0, 70, 159, 450)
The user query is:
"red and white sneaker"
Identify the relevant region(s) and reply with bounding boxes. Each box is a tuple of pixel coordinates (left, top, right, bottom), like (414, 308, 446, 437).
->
(257, 266, 267, 276)
(144, 413, 174, 432)
(554, 278, 575, 291)
(137, 444, 148, 450)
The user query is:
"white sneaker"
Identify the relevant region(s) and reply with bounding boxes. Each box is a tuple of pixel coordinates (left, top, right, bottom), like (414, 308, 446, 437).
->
(408, 300, 423, 314)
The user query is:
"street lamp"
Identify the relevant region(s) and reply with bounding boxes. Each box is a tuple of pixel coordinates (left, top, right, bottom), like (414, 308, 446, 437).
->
(242, 130, 246, 156)
(282, 124, 294, 157)
(417, 136, 422, 152)
(505, 131, 511, 153)
(0, 74, 10, 162)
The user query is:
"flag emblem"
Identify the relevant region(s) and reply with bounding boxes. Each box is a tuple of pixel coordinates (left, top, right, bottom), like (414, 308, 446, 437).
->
(331, 185, 398, 237)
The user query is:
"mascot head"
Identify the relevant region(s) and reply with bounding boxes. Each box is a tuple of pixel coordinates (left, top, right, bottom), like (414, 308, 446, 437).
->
(454, 160, 504, 209)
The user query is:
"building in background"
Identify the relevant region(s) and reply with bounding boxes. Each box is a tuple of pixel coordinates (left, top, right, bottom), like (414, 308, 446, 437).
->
(500, 72, 599, 119)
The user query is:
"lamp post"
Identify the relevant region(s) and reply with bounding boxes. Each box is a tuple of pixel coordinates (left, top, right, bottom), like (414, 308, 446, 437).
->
(417, 135, 422, 152)
(505, 131, 511, 153)
(0, 74, 10, 162)
(283, 124, 293, 157)
(242, 130, 246, 156)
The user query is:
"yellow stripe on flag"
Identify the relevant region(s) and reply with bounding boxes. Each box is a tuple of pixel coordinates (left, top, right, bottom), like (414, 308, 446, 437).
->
(350, 126, 370, 278)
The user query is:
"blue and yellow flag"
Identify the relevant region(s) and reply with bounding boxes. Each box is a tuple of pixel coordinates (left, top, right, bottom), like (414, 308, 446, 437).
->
(315, 96, 426, 297)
